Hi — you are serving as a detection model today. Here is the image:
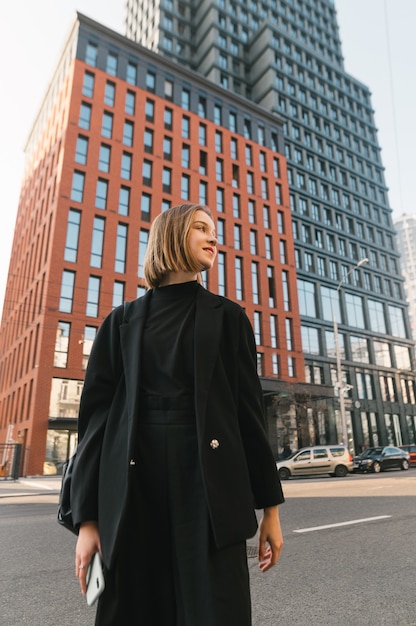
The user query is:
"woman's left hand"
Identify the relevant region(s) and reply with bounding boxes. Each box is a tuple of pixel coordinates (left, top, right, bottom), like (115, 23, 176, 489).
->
(257, 506, 283, 572)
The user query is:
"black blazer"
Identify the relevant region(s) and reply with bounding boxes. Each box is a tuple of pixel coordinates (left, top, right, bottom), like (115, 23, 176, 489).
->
(71, 285, 284, 568)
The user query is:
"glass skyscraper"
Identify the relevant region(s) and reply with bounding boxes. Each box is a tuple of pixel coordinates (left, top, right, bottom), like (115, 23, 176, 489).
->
(126, 0, 416, 452)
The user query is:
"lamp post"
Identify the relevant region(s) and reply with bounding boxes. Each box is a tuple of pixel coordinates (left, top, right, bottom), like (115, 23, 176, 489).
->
(333, 258, 369, 449)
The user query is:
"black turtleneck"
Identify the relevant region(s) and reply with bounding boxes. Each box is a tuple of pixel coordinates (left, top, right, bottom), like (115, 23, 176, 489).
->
(140, 281, 198, 398)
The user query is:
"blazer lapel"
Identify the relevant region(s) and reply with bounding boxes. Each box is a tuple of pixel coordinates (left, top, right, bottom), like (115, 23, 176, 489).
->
(194, 287, 223, 428)
(119, 291, 152, 441)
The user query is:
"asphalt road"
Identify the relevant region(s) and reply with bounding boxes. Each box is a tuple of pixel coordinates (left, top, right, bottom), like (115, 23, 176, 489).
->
(0, 471, 415, 626)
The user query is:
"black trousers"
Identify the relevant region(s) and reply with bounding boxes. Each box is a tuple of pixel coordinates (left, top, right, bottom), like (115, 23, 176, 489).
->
(95, 402, 251, 626)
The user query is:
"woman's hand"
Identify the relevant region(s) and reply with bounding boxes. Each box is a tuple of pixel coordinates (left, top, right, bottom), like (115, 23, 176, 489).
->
(75, 521, 101, 595)
(258, 506, 284, 573)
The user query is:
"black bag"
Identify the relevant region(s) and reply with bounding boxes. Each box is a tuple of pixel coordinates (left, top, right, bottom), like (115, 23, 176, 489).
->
(57, 451, 78, 534)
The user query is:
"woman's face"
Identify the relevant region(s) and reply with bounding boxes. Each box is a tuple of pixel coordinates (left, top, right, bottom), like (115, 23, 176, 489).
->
(188, 210, 217, 271)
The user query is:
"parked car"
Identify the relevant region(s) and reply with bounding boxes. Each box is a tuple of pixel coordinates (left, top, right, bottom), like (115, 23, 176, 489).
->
(276, 445, 353, 480)
(398, 444, 416, 466)
(353, 446, 410, 473)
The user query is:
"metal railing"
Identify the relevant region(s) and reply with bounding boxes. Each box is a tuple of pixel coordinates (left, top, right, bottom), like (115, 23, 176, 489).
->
(0, 443, 22, 480)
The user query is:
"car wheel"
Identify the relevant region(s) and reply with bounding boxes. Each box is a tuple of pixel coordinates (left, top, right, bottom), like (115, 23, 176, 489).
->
(401, 459, 409, 471)
(372, 461, 381, 473)
(278, 467, 290, 480)
(333, 464, 348, 477)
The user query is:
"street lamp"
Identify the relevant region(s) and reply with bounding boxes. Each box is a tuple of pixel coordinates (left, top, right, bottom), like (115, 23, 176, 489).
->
(333, 258, 369, 450)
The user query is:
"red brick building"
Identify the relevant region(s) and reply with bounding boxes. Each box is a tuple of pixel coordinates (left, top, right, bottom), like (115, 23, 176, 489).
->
(0, 14, 314, 476)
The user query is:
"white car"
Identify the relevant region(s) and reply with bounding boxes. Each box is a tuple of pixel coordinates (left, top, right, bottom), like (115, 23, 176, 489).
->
(276, 445, 353, 480)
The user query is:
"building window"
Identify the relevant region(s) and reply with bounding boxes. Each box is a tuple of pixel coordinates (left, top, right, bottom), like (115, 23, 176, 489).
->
(297, 279, 315, 317)
(82, 326, 97, 370)
(54, 321, 70, 368)
(163, 136, 173, 160)
(141, 193, 151, 221)
(121, 153, 132, 180)
(144, 98, 154, 121)
(138, 229, 149, 278)
(90, 217, 105, 268)
(253, 312, 262, 345)
(142, 160, 152, 186)
(70, 171, 85, 203)
(79, 103, 91, 130)
(218, 252, 226, 296)
(101, 112, 113, 138)
(86, 276, 101, 317)
(118, 186, 130, 216)
(199, 181, 208, 204)
(251, 262, 259, 304)
(181, 88, 191, 110)
(144, 128, 154, 153)
(98, 144, 111, 172)
(146, 71, 156, 92)
(164, 108, 173, 130)
(126, 61, 137, 85)
(234, 257, 243, 301)
(182, 116, 190, 138)
(59, 270, 75, 313)
(214, 104, 222, 125)
(164, 79, 174, 100)
(124, 91, 136, 116)
(199, 124, 207, 146)
(270, 315, 278, 348)
(115, 224, 128, 273)
(123, 121, 134, 147)
(182, 144, 190, 168)
(232, 194, 240, 218)
(181, 175, 190, 200)
(162, 167, 172, 193)
(388, 305, 406, 338)
(95, 179, 108, 209)
(373, 341, 391, 367)
(64, 209, 81, 263)
(215, 131, 223, 153)
(234, 225, 242, 250)
(301, 325, 320, 355)
(106, 51, 118, 76)
(112, 281, 125, 309)
(368, 300, 386, 334)
(350, 336, 369, 363)
(321, 286, 339, 322)
(345, 293, 365, 329)
(82, 71, 95, 97)
(217, 188, 224, 212)
(85, 42, 97, 66)
(216, 159, 224, 182)
(75, 136, 89, 165)
(105, 81, 116, 106)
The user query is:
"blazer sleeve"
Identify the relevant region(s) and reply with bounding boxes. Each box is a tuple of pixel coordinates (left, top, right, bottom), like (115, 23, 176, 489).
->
(70, 305, 124, 526)
(236, 309, 285, 509)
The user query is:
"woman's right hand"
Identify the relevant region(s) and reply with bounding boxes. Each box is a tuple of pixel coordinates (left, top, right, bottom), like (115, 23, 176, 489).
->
(75, 521, 101, 595)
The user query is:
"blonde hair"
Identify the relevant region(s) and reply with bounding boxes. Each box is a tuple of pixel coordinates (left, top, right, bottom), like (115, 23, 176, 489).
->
(143, 203, 213, 288)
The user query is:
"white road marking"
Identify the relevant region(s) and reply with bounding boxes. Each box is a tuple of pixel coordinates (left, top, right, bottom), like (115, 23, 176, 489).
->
(293, 515, 392, 533)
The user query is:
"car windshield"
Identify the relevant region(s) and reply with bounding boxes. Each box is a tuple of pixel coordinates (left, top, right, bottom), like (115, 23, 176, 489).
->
(361, 447, 383, 457)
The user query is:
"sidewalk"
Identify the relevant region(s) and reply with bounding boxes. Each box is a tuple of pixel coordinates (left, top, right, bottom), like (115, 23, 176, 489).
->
(0, 475, 62, 498)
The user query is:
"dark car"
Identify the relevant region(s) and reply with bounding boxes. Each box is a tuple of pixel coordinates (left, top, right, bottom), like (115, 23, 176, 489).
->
(398, 444, 416, 466)
(353, 446, 410, 473)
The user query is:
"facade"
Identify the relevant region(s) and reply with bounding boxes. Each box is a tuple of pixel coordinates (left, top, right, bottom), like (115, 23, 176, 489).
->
(0, 13, 307, 476)
(394, 214, 416, 342)
(125, 0, 416, 452)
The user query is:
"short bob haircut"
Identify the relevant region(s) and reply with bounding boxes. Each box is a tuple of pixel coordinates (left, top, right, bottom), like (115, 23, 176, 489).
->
(143, 203, 214, 288)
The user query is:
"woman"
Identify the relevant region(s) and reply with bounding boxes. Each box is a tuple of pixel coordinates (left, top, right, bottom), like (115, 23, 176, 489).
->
(71, 203, 284, 625)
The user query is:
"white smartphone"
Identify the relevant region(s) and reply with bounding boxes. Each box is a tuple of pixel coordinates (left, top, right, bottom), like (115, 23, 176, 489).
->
(86, 552, 105, 606)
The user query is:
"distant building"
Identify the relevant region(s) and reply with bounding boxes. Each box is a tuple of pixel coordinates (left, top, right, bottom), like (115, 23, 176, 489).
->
(125, 0, 416, 451)
(393, 214, 416, 342)
(0, 14, 310, 475)
(1, 1, 415, 476)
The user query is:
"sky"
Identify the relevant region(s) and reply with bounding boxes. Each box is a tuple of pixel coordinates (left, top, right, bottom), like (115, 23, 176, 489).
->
(0, 0, 415, 319)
